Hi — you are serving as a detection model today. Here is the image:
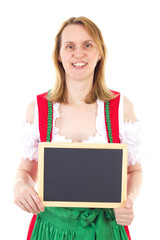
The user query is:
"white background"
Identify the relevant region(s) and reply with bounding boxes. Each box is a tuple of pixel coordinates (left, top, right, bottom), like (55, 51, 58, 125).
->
(0, 0, 160, 239)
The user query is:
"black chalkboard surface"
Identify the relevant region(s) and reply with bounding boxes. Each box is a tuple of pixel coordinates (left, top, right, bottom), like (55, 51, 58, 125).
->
(38, 142, 127, 208)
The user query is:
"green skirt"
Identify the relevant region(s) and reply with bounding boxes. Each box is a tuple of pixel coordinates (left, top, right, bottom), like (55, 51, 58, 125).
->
(30, 207, 129, 240)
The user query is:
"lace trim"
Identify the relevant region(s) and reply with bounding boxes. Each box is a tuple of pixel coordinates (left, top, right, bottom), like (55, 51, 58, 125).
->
(52, 102, 60, 136)
(96, 100, 108, 138)
(20, 121, 40, 161)
(120, 120, 142, 166)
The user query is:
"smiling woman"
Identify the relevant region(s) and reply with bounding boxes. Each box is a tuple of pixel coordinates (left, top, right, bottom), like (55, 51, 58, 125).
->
(59, 24, 101, 95)
(50, 16, 114, 104)
(13, 16, 142, 240)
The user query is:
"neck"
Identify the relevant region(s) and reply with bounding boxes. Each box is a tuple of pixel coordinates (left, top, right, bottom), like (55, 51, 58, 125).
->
(65, 76, 94, 105)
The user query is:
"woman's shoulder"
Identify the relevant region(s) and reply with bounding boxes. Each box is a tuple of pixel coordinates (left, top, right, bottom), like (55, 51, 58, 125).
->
(123, 96, 137, 122)
(25, 100, 36, 123)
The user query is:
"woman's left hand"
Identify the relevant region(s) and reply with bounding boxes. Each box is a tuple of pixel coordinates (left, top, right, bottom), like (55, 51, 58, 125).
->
(113, 197, 134, 226)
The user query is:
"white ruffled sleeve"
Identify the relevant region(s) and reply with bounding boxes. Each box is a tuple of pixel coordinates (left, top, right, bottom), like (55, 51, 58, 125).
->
(120, 120, 142, 166)
(20, 100, 40, 161)
(119, 95, 142, 166)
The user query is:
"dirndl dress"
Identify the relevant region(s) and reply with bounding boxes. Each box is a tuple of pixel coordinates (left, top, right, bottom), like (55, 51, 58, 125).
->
(26, 91, 131, 240)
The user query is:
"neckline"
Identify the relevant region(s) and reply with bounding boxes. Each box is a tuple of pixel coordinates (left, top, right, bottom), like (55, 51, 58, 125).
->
(52, 99, 107, 143)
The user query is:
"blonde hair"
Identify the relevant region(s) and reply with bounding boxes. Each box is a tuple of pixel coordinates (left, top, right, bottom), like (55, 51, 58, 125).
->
(49, 16, 115, 103)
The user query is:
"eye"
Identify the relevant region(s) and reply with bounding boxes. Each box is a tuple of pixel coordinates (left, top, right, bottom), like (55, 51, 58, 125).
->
(66, 44, 74, 50)
(85, 43, 92, 48)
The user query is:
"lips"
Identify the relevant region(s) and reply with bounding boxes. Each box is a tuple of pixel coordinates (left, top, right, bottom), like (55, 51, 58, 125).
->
(72, 62, 87, 68)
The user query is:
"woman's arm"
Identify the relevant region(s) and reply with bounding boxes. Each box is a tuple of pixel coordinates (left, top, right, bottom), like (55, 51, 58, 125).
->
(124, 96, 143, 201)
(127, 163, 142, 202)
(114, 96, 143, 226)
(13, 101, 44, 215)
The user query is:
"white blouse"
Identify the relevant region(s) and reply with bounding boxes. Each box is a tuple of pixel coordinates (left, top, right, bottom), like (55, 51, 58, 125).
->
(21, 95, 142, 166)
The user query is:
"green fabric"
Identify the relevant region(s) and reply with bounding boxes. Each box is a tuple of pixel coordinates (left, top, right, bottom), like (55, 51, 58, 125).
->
(31, 207, 128, 240)
(105, 101, 113, 143)
(46, 89, 53, 142)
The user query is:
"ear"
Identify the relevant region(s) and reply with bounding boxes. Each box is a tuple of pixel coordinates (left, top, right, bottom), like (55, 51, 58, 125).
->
(98, 54, 102, 61)
(58, 55, 62, 62)
(97, 54, 101, 63)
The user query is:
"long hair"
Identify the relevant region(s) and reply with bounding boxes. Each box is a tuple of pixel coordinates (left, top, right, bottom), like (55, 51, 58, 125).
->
(49, 16, 115, 103)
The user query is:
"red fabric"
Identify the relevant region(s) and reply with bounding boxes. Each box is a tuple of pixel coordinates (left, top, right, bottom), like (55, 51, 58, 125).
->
(125, 226, 131, 240)
(26, 215, 37, 240)
(104, 91, 120, 144)
(37, 92, 49, 142)
(109, 91, 120, 143)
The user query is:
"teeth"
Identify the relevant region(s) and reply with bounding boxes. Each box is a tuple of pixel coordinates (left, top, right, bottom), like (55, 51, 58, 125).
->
(73, 63, 86, 67)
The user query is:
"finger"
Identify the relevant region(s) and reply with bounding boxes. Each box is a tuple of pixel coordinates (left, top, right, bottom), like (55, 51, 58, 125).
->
(20, 186, 41, 214)
(116, 212, 134, 221)
(17, 201, 30, 213)
(15, 195, 36, 214)
(125, 198, 133, 208)
(31, 193, 44, 212)
(22, 198, 38, 214)
(116, 219, 133, 226)
(114, 207, 133, 215)
(25, 196, 41, 214)
(115, 212, 134, 226)
(115, 216, 134, 226)
(28, 187, 44, 212)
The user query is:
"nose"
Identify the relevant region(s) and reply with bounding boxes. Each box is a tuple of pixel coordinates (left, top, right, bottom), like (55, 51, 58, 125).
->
(73, 46, 85, 58)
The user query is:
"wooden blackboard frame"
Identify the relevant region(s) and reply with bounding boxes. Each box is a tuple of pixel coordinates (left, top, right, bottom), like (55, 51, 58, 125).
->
(38, 142, 128, 208)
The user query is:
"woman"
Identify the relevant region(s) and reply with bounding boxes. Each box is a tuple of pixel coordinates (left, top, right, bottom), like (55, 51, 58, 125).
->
(14, 16, 142, 239)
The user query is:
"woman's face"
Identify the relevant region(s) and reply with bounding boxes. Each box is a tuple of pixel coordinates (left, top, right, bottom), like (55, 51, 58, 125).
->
(59, 24, 101, 82)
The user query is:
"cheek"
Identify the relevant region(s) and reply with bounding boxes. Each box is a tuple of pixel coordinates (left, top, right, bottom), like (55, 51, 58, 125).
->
(91, 54, 100, 67)
(90, 50, 100, 62)
(60, 53, 71, 68)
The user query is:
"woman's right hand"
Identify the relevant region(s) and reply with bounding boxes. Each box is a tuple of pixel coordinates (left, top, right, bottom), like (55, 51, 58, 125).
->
(14, 180, 44, 215)
(14, 101, 44, 215)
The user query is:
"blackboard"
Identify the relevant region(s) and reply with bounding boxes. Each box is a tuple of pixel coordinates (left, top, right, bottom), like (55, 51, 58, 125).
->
(38, 142, 127, 208)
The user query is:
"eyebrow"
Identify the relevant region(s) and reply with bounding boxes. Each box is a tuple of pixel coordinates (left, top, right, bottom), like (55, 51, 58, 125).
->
(64, 40, 95, 45)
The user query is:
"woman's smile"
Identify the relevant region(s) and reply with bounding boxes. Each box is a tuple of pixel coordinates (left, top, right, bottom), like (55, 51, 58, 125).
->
(72, 61, 88, 69)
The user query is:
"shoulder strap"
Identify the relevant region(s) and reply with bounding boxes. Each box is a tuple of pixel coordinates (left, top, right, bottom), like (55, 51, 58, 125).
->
(37, 91, 53, 142)
(104, 93, 131, 239)
(104, 91, 120, 143)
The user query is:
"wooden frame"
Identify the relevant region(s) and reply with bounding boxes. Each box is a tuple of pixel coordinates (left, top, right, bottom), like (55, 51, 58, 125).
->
(38, 142, 128, 208)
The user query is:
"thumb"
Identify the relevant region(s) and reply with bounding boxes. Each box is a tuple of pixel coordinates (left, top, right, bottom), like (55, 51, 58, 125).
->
(125, 197, 133, 208)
